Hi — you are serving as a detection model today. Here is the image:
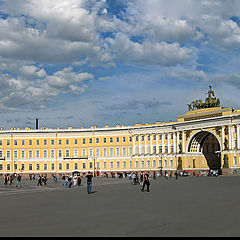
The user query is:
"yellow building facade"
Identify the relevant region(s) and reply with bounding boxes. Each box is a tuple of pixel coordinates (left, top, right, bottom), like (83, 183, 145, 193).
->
(0, 95, 240, 177)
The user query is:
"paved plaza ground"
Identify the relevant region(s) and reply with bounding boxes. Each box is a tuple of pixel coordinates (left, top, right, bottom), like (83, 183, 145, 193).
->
(0, 175, 239, 237)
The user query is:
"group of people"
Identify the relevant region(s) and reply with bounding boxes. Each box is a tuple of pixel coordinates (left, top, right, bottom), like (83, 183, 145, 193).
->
(62, 174, 82, 188)
(37, 175, 48, 186)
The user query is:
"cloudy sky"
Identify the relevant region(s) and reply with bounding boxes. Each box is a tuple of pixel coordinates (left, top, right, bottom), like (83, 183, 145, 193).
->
(0, 0, 240, 129)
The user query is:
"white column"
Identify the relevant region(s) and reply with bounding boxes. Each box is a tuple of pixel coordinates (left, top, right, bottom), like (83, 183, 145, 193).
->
(139, 134, 141, 154)
(221, 126, 225, 151)
(156, 134, 159, 154)
(229, 125, 232, 150)
(182, 131, 185, 153)
(150, 134, 153, 154)
(237, 125, 240, 149)
(162, 133, 165, 153)
(132, 135, 136, 155)
(167, 133, 170, 153)
(173, 132, 176, 153)
(177, 132, 179, 153)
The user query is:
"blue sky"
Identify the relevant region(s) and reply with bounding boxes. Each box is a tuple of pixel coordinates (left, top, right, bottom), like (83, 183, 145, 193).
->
(0, 0, 240, 129)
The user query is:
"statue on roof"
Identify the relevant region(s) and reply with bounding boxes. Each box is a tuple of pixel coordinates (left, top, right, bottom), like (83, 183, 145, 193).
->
(187, 86, 220, 111)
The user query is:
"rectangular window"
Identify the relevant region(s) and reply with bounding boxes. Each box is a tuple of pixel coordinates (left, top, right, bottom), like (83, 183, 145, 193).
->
(44, 140, 47, 145)
(14, 164, 17, 170)
(51, 163, 55, 170)
(36, 140, 40, 145)
(89, 138, 92, 144)
(104, 162, 107, 169)
(29, 164, 32, 171)
(0, 164, 3, 170)
(234, 156, 237, 165)
(7, 140, 10, 146)
(110, 161, 113, 169)
(153, 160, 156, 167)
(135, 161, 139, 168)
(117, 161, 120, 168)
(164, 160, 167, 167)
(36, 150, 40, 158)
(123, 161, 126, 168)
(103, 138, 106, 143)
(0, 150, 2, 158)
(116, 147, 120, 156)
(44, 149, 47, 158)
(29, 140, 32, 146)
(36, 164, 40, 170)
(7, 150, 10, 158)
(74, 148, 78, 157)
(123, 137, 126, 142)
(96, 148, 100, 157)
(7, 164, 10, 171)
(110, 148, 114, 156)
(0, 140, 2, 146)
(51, 140, 55, 145)
(96, 138, 99, 144)
(89, 148, 93, 157)
(58, 149, 62, 158)
(21, 150, 25, 159)
(110, 137, 113, 143)
(14, 150, 18, 159)
(44, 163, 47, 170)
(59, 163, 62, 170)
(89, 162, 93, 169)
(75, 163, 78, 170)
(122, 147, 126, 156)
(22, 140, 25, 145)
(129, 161, 132, 168)
(21, 164, 25, 170)
(82, 138, 85, 144)
(74, 139, 78, 145)
(103, 148, 107, 157)
(65, 149, 70, 157)
(29, 150, 32, 158)
(83, 163, 86, 169)
(170, 159, 173, 167)
(129, 136, 132, 142)
(141, 160, 144, 168)
(82, 148, 86, 156)
(14, 140, 17, 146)
(147, 160, 150, 168)
(58, 139, 62, 145)
(51, 149, 55, 158)
(116, 137, 119, 142)
(129, 147, 132, 156)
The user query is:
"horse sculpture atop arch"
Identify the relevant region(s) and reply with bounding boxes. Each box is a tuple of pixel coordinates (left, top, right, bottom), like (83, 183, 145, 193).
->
(188, 86, 221, 111)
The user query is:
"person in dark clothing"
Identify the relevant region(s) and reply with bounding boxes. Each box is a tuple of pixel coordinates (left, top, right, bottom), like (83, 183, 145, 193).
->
(86, 171, 93, 194)
(77, 175, 82, 186)
(38, 175, 42, 186)
(141, 172, 150, 192)
(16, 174, 22, 188)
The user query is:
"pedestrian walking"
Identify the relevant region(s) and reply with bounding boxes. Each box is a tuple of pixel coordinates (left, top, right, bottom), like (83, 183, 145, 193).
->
(16, 174, 22, 188)
(86, 171, 93, 194)
(73, 175, 77, 186)
(77, 175, 82, 186)
(141, 172, 150, 192)
(38, 175, 42, 186)
(139, 172, 144, 187)
(4, 175, 8, 185)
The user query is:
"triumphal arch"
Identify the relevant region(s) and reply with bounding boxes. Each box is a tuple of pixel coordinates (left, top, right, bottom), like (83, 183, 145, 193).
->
(130, 86, 240, 175)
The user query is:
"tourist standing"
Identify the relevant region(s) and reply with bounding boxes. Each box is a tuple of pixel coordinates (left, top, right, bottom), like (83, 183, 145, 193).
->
(141, 172, 150, 192)
(38, 175, 42, 186)
(16, 174, 22, 188)
(86, 171, 93, 194)
(139, 172, 144, 187)
(77, 175, 82, 186)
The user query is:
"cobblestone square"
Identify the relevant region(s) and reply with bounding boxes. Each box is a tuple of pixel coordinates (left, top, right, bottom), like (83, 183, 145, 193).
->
(0, 175, 239, 237)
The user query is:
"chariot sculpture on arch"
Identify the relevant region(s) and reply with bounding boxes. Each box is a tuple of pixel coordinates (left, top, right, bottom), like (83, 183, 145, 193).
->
(188, 86, 221, 111)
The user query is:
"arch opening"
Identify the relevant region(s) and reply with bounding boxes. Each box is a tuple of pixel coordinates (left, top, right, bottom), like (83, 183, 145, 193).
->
(188, 131, 221, 171)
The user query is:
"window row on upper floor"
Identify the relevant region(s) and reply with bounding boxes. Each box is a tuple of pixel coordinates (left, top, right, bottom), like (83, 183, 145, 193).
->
(0, 136, 133, 147)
